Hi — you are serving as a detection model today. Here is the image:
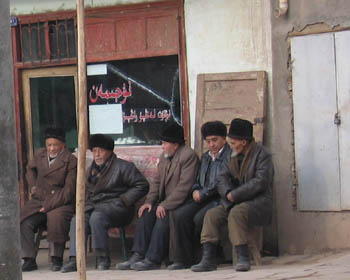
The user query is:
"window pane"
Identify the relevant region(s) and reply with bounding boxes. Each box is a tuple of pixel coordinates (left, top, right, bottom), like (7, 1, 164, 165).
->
(29, 76, 78, 151)
(87, 55, 181, 145)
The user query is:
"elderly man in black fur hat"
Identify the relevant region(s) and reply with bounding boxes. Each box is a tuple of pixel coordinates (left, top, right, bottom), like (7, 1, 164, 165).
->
(21, 127, 77, 272)
(61, 134, 149, 273)
(116, 122, 199, 271)
(167, 121, 231, 270)
(191, 118, 274, 272)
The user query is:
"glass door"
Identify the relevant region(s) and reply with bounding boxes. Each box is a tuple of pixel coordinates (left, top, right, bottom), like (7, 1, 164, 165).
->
(22, 66, 78, 160)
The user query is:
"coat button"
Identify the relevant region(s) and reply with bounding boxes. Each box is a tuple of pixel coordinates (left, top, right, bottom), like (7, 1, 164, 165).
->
(51, 190, 55, 194)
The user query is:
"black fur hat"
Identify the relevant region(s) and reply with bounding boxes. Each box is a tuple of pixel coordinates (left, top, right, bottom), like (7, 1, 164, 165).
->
(201, 121, 227, 139)
(89, 134, 114, 151)
(228, 118, 253, 140)
(159, 122, 185, 144)
(45, 127, 66, 142)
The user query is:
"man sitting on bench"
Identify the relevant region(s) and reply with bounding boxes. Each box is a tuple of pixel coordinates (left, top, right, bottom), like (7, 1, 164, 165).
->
(61, 134, 149, 272)
(191, 118, 274, 272)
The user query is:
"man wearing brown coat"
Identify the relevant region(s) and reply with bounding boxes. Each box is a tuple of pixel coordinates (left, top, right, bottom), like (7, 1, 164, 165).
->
(116, 122, 199, 271)
(20, 127, 77, 272)
(192, 118, 274, 272)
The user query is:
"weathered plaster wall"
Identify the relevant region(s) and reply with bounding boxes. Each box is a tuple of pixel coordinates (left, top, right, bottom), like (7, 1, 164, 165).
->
(184, 0, 273, 147)
(271, 0, 350, 254)
(10, 0, 161, 15)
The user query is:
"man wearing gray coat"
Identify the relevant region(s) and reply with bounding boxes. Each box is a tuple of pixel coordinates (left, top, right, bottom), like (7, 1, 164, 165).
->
(192, 118, 274, 272)
(61, 134, 149, 272)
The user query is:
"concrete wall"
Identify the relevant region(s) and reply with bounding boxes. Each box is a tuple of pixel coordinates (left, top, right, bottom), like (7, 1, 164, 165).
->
(184, 0, 273, 148)
(0, 0, 21, 278)
(271, 0, 350, 254)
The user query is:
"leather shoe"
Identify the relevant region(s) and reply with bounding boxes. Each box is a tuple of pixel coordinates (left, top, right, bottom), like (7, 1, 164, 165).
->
(22, 258, 38, 272)
(168, 262, 189, 270)
(97, 256, 110, 270)
(116, 252, 144, 270)
(51, 256, 63, 272)
(130, 258, 160, 271)
(61, 257, 77, 273)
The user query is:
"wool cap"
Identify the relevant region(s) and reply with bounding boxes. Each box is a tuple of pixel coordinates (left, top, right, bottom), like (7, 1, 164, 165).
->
(159, 122, 185, 144)
(45, 127, 66, 143)
(89, 134, 115, 151)
(228, 118, 253, 140)
(201, 121, 227, 139)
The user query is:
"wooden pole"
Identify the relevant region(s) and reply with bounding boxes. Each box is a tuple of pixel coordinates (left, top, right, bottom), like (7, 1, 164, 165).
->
(76, 0, 88, 279)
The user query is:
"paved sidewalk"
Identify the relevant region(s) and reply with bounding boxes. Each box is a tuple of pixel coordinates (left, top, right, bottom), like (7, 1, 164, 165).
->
(22, 249, 350, 280)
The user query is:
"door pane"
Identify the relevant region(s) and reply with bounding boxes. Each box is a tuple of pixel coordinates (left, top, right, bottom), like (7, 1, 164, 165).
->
(291, 33, 340, 211)
(29, 76, 77, 151)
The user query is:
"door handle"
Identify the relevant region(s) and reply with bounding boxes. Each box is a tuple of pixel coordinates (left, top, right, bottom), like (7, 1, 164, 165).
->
(334, 112, 341, 125)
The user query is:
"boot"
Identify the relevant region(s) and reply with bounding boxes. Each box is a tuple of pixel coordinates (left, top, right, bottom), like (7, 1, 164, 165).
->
(61, 256, 77, 273)
(235, 244, 251, 271)
(22, 258, 38, 272)
(51, 256, 63, 271)
(96, 256, 111, 270)
(191, 242, 217, 272)
(116, 252, 144, 270)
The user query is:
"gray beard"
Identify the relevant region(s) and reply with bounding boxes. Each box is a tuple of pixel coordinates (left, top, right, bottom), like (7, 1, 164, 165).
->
(231, 149, 238, 157)
(163, 153, 169, 158)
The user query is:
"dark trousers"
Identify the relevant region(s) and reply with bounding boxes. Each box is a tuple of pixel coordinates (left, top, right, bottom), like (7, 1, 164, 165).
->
(21, 212, 65, 259)
(132, 207, 169, 264)
(173, 199, 219, 265)
(69, 208, 131, 257)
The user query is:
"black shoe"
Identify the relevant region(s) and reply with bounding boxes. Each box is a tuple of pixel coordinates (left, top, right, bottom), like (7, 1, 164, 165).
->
(51, 256, 63, 272)
(116, 252, 144, 270)
(22, 258, 38, 272)
(130, 258, 160, 271)
(168, 262, 189, 270)
(235, 244, 251, 272)
(96, 256, 110, 270)
(61, 257, 77, 273)
(191, 242, 217, 272)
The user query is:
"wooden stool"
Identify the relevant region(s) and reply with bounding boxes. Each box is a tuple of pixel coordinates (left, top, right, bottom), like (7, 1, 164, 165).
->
(232, 226, 262, 266)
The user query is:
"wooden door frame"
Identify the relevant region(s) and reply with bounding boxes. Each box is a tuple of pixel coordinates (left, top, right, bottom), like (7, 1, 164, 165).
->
(21, 66, 78, 162)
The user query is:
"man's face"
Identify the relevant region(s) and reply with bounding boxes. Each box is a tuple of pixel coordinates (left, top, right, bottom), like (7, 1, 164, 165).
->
(204, 135, 226, 156)
(45, 138, 65, 158)
(161, 141, 179, 158)
(92, 147, 113, 166)
(228, 137, 248, 156)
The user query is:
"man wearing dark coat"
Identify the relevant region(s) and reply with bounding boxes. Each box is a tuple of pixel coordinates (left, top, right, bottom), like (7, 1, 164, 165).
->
(192, 118, 274, 272)
(21, 127, 77, 272)
(168, 121, 231, 270)
(61, 133, 149, 273)
(116, 122, 199, 271)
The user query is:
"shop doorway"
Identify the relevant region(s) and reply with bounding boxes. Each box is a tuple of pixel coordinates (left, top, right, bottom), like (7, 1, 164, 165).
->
(22, 66, 78, 161)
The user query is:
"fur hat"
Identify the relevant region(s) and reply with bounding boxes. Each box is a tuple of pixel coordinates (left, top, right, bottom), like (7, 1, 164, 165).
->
(201, 121, 227, 139)
(89, 134, 114, 151)
(159, 122, 185, 144)
(228, 118, 253, 140)
(45, 127, 66, 142)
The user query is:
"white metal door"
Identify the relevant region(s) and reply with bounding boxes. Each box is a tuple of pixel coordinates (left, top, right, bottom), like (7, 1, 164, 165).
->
(335, 31, 350, 209)
(291, 33, 341, 211)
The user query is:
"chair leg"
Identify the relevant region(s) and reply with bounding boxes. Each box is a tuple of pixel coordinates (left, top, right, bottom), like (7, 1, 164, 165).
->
(119, 227, 128, 261)
(34, 228, 44, 258)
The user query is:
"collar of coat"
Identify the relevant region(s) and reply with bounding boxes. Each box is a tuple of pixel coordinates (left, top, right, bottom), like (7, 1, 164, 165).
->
(86, 153, 116, 193)
(231, 140, 256, 182)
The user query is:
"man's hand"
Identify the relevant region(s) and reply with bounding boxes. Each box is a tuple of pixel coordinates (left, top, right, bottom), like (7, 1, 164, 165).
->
(30, 186, 37, 195)
(138, 203, 152, 218)
(156, 205, 167, 219)
(192, 190, 201, 203)
(226, 192, 234, 202)
(39, 207, 46, 213)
